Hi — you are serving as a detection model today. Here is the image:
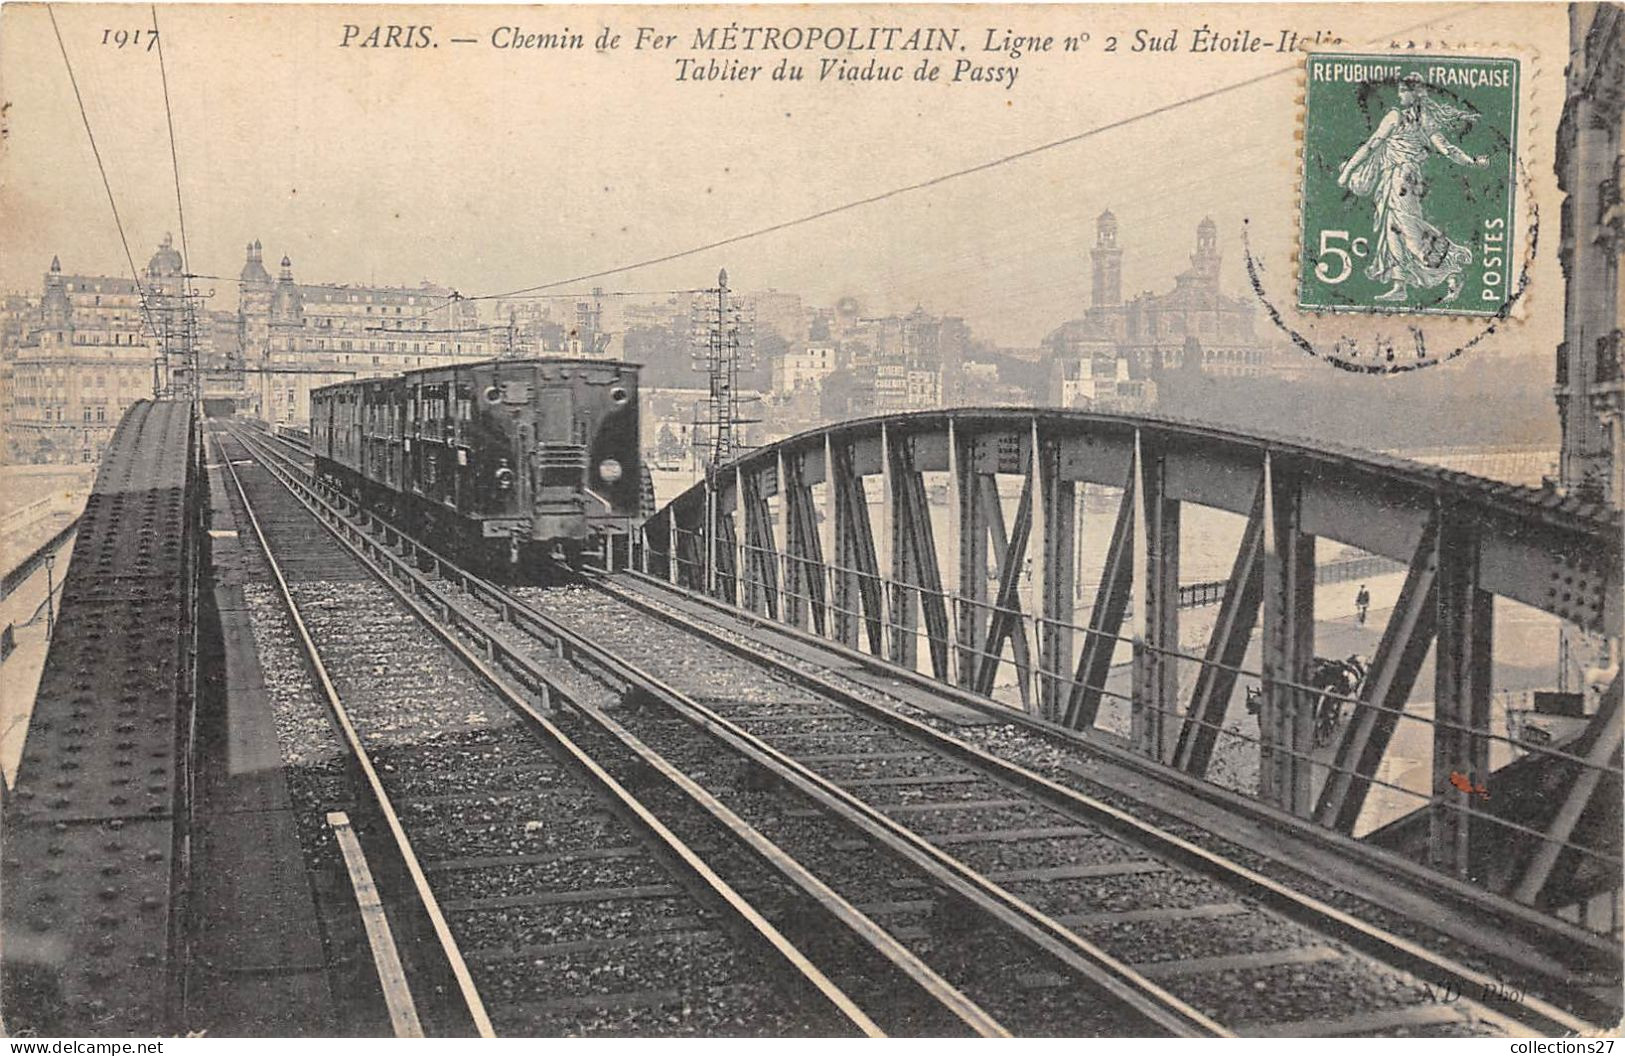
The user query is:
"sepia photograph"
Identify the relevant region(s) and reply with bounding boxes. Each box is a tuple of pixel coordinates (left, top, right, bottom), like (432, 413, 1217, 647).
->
(0, 0, 1619, 1040)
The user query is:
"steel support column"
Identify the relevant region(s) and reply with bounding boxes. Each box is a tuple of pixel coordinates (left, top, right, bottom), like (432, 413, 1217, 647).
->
(777, 450, 797, 627)
(820, 433, 838, 641)
(1260, 457, 1317, 815)
(666, 508, 678, 586)
(733, 464, 747, 609)
(944, 417, 962, 686)
(1132, 443, 1181, 760)
(740, 470, 780, 619)
(783, 464, 828, 635)
(886, 428, 918, 670)
(704, 474, 718, 597)
(1431, 510, 1493, 878)
(716, 507, 739, 606)
(1039, 437, 1076, 720)
(956, 449, 990, 691)
(1172, 480, 1265, 776)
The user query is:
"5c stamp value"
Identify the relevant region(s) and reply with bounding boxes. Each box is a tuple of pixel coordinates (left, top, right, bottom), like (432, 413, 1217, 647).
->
(1299, 52, 1519, 317)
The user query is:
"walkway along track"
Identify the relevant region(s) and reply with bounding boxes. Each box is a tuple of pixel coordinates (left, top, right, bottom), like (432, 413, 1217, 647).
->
(218, 422, 1075, 1037)
(236, 423, 1597, 1037)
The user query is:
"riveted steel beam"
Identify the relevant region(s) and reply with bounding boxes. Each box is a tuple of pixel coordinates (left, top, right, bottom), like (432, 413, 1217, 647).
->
(1172, 479, 1265, 776)
(1313, 519, 1440, 832)
(1260, 455, 1317, 816)
(975, 453, 1035, 708)
(782, 458, 827, 635)
(1133, 440, 1181, 762)
(1431, 508, 1494, 879)
(955, 446, 990, 691)
(654, 411, 1618, 639)
(739, 470, 780, 620)
(1063, 470, 1134, 732)
(831, 442, 884, 656)
(1038, 434, 1076, 721)
(716, 508, 739, 607)
(889, 436, 951, 679)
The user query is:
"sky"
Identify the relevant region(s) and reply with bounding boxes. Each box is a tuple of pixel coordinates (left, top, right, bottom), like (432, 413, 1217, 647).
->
(0, 2, 1568, 351)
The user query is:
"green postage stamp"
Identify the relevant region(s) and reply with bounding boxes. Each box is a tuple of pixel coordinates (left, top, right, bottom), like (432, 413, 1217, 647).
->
(1299, 52, 1520, 317)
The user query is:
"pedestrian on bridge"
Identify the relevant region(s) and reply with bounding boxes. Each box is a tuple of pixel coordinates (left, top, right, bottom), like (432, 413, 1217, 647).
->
(1355, 584, 1371, 625)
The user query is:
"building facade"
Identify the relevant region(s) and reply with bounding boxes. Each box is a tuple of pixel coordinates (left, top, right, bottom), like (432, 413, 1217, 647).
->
(1554, 3, 1624, 505)
(237, 241, 496, 423)
(6, 239, 187, 464)
(772, 344, 836, 394)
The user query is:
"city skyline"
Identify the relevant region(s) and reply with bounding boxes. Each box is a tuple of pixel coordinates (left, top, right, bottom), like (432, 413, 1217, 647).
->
(1, 4, 1566, 352)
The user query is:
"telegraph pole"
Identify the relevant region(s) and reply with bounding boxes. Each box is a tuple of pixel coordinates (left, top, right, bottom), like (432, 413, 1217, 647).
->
(693, 268, 757, 471)
(692, 268, 759, 594)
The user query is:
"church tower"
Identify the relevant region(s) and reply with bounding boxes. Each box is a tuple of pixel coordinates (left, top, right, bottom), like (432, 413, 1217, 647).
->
(41, 256, 71, 331)
(1189, 217, 1221, 285)
(1091, 210, 1123, 309)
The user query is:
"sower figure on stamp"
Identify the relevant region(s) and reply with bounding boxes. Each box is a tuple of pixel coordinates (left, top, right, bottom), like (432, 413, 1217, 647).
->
(1336, 73, 1489, 304)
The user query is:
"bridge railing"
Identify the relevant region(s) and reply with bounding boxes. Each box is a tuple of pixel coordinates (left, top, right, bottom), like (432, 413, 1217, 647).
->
(636, 409, 1622, 931)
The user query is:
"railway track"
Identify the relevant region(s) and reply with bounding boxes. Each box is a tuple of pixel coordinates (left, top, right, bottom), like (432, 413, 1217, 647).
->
(227, 424, 1227, 1035)
(233, 422, 1604, 1037)
(215, 425, 929, 1036)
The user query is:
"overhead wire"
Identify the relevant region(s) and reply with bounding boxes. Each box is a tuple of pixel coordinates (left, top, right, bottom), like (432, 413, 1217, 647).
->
(456, 6, 1479, 306)
(47, 4, 159, 340)
(151, 4, 197, 397)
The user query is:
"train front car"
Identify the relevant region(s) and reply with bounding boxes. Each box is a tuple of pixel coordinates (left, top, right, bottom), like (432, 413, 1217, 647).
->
(312, 356, 643, 578)
(499, 357, 643, 569)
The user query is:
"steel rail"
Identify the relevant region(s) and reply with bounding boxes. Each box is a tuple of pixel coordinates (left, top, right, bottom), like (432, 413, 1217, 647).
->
(215, 432, 497, 1037)
(593, 569, 1608, 1038)
(231, 424, 1224, 1036)
(224, 424, 978, 1038)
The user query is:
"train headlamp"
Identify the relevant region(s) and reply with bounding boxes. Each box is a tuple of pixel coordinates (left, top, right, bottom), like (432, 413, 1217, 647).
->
(598, 459, 623, 483)
(494, 465, 516, 490)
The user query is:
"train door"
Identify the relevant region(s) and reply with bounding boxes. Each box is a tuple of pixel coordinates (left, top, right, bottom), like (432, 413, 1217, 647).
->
(406, 382, 422, 494)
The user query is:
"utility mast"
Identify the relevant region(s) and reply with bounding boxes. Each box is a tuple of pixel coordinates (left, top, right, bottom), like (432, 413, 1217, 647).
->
(149, 278, 206, 405)
(692, 267, 757, 472)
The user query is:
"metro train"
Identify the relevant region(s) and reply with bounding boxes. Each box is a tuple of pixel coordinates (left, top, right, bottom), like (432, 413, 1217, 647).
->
(310, 357, 647, 574)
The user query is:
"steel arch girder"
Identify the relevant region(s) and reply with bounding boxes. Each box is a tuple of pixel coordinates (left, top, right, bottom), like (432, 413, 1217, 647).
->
(657, 410, 1618, 639)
